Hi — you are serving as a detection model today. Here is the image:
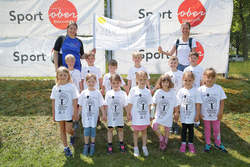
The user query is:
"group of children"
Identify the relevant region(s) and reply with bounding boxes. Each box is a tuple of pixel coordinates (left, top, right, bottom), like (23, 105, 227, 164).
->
(50, 51, 228, 157)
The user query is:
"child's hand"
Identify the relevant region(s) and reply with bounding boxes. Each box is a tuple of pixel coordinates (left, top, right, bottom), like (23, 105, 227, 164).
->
(150, 89, 155, 95)
(127, 115, 131, 122)
(101, 89, 104, 96)
(150, 117, 154, 121)
(217, 113, 223, 120)
(195, 115, 200, 122)
(158, 46, 163, 53)
(200, 114, 204, 120)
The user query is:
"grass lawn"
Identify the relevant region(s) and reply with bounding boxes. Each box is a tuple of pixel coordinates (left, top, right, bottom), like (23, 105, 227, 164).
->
(0, 70, 249, 166)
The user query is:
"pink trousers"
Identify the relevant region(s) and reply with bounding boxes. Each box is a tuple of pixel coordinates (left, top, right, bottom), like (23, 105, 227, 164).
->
(203, 120, 221, 145)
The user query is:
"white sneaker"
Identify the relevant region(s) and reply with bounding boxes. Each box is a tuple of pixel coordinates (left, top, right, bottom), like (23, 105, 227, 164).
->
(134, 147, 139, 157)
(142, 146, 149, 156)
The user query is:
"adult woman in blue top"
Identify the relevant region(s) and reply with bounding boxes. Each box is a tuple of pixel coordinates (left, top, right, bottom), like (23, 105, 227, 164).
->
(158, 22, 197, 71)
(53, 21, 84, 72)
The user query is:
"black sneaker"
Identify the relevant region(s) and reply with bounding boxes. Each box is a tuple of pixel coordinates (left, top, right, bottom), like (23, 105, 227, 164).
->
(170, 126, 174, 134)
(69, 133, 76, 145)
(204, 144, 212, 153)
(107, 144, 113, 155)
(64, 147, 73, 157)
(119, 143, 126, 154)
(214, 143, 228, 153)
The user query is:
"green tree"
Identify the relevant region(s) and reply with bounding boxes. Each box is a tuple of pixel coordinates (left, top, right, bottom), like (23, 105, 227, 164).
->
(230, 0, 249, 60)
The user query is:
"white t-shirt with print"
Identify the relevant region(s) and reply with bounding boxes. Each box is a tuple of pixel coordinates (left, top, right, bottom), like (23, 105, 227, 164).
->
(81, 65, 102, 90)
(78, 89, 105, 128)
(153, 89, 180, 127)
(128, 86, 153, 126)
(198, 84, 227, 121)
(184, 65, 204, 89)
(103, 73, 126, 92)
(105, 90, 128, 127)
(50, 83, 79, 121)
(127, 66, 150, 87)
(165, 70, 183, 94)
(173, 38, 197, 66)
(177, 87, 202, 124)
(70, 69, 81, 92)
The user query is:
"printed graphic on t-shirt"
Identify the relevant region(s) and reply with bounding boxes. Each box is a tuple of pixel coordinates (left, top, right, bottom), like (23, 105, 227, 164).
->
(157, 96, 170, 118)
(58, 90, 69, 114)
(85, 96, 95, 120)
(137, 94, 148, 119)
(182, 95, 193, 119)
(205, 93, 217, 118)
(110, 97, 122, 121)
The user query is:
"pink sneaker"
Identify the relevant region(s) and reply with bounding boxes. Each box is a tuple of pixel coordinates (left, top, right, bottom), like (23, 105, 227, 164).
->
(188, 143, 196, 153)
(180, 143, 186, 153)
(159, 136, 166, 150)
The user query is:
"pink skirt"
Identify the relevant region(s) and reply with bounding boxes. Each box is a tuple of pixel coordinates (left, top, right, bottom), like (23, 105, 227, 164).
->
(132, 125, 149, 131)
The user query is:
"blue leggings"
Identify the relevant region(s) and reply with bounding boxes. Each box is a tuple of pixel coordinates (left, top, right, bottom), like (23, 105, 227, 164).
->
(84, 127, 96, 138)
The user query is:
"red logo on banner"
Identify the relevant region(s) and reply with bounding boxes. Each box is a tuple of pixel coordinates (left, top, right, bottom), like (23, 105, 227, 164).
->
(177, 0, 206, 27)
(48, 0, 78, 30)
(196, 41, 204, 64)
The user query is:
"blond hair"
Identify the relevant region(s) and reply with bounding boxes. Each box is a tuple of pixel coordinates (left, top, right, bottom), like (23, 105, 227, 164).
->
(168, 56, 179, 63)
(56, 66, 73, 85)
(85, 73, 97, 82)
(132, 52, 143, 59)
(155, 74, 174, 89)
(135, 71, 148, 85)
(110, 74, 121, 82)
(85, 51, 95, 59)
(203, 68, 216, 79)
(65, 54, 75, 62)
(182, 71, 195, 80)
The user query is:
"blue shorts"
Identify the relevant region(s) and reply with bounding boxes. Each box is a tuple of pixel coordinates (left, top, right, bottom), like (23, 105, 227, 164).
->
(84, 127, 96, 138)
(177, 64, 189, 72)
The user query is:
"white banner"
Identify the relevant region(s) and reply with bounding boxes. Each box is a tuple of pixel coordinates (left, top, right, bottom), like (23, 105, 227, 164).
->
(0, 0, 104, 77)
(0, 0, 104, 37)
(94, 13, 160, 50)
(112, 0, 233, 74)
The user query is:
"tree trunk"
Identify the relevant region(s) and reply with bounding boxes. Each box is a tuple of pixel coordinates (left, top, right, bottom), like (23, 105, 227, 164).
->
(239, 1, 248, 60)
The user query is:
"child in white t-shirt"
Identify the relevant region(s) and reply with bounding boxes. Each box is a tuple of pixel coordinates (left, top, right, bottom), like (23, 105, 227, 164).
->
(151, 74, 179, 151)
(198, 68, 228, 153)
(50, 67, 79, 157)
(103, 59, 127, 93)
(127, 52, 152, 94)
(78, 73, 107, 156)
(177, 71, 202, 154)
(81, 51, 104, 95)
(184, 52, 204, 127)
(127, 71, 153, 157)
(65, 54, 82, 129)
(104, 74, 129, 155)
(165, 56, 183, 134)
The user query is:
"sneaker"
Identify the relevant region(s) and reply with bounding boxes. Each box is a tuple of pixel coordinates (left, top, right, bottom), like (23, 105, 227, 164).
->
(180, 143, 186, 153)
(73, 121, 79, 130)
(64, 147, 73, 157)
(170, 126, 174, 134)
(90, 143, 96, 156)
(142, 147, 149, 157)
(204, 144, 212, 153)
(159, 136, 166, 151)
(174, 124, 179, 134)
(107, 145, 113, 155)
(119, 143, 126, 154)
(194, 124, 199, 129)
(214, 143, 228, 153)
(188, 143, 196, 154)
(134, 147, 139, 157)
(83, 144, 89, 156)
(69, 133, 76, 145)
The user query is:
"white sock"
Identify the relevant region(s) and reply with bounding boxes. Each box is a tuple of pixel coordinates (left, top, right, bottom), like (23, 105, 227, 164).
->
(64, 146, 68, 149)
(182, 142, 186, 145)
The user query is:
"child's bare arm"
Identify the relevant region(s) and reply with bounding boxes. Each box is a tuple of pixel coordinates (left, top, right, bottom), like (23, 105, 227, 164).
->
(81, 79, 84, 92)
(52, 99, 55, 122)
(126, 104, 132, 121)
(127, 80, 131, 94)
(217, 100, 225, 120)
(195, 103, 201, 122)
(100, 105, 107, 121)
(73, 99, 78, 121)
(99, 78, 104, 95)
(174, 106, 179, 122)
